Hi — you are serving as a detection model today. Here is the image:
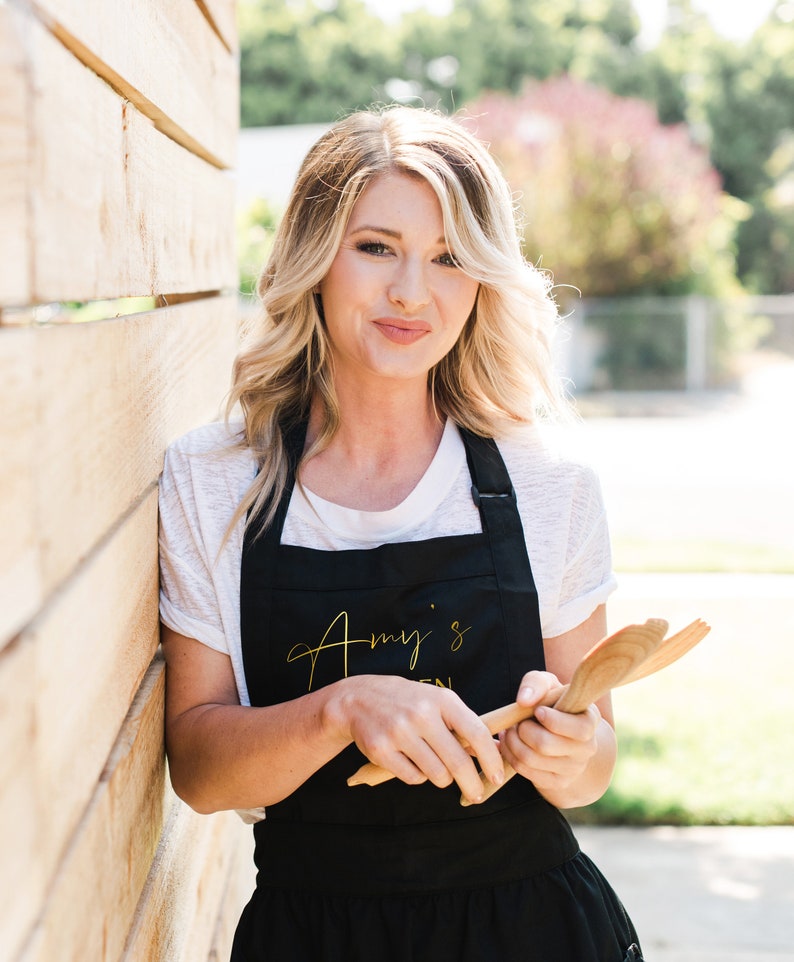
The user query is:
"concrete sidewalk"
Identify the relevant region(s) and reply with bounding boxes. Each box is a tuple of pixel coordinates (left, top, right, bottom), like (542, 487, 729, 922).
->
(575, 825, 794, 961)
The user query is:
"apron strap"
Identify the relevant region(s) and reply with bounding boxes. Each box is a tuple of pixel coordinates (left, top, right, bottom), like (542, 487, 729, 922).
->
(241, 419, 307, 698)
(460, 428, 545, 672)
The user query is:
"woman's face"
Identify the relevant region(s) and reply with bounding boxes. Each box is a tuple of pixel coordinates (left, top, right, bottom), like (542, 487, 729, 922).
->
(317, 171, 480, 393)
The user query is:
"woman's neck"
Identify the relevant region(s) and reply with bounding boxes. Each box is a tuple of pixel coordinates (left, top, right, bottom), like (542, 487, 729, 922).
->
(301, 386, 446, 511)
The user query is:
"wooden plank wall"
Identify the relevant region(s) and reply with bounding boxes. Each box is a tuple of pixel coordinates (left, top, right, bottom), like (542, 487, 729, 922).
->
(0, 1, 255, 959)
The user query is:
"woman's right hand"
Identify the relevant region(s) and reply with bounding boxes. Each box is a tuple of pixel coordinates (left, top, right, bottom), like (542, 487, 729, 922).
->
(162, 627, 502, 812)
(326, 674, 505, 805)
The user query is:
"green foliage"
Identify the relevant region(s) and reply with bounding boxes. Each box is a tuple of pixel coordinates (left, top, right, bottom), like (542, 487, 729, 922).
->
(738, 196, 794, 295)
(237, 0, 794, 293)
(704, 15, 794, 202)
(238, 0, 400, 126)
(397, 0, 642, 113)
(236, 196, 279, 296)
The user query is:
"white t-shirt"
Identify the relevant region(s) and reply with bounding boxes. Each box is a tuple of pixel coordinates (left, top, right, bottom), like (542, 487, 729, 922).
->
(158, 418, 617, 708)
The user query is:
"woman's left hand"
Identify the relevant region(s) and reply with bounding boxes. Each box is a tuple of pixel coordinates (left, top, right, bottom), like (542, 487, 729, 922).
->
(494, 607, 617, 809)
(499, 669, 602, 794)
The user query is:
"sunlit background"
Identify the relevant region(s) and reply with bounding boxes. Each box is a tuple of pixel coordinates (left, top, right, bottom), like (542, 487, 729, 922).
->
(234, 0, 794, 854)
(366, 0, 773, 43)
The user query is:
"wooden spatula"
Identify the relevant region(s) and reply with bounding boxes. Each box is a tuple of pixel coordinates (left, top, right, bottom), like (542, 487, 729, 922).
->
(459, 617, 711, 805)
(620, 618, 710, 685)
(459, 617, 670, 805)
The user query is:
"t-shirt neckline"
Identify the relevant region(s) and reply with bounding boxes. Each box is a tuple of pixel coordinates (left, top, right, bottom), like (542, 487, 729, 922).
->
(289, 419, 466, 543)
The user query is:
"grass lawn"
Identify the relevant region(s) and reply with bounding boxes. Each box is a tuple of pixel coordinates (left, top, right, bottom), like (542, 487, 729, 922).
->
(566, 575, 794, 827)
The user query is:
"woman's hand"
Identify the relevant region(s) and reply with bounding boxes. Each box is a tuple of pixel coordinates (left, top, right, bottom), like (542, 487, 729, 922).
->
(327, 674, 505, 805)
(499, 669, 602, 794)
(497, 606, 618, 809)
(163, 626, 503, 812)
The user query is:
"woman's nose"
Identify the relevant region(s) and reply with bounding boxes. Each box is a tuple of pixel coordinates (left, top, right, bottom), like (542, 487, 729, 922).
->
(387, 259, 431, 313)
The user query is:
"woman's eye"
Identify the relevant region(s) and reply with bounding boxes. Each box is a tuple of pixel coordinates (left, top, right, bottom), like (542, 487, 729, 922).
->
(436, 252, 458, 268)
(356, 241, 391, 256)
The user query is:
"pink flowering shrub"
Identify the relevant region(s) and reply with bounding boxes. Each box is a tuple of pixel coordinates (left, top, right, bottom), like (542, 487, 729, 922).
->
(464, 77, 728, 299)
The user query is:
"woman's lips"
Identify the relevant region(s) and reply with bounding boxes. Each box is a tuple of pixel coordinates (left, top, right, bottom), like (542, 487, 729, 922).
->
(373, 319, 431, 344)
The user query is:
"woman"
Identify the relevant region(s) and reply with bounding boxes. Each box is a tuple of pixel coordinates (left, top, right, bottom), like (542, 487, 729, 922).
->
(159, 106, 643, 961)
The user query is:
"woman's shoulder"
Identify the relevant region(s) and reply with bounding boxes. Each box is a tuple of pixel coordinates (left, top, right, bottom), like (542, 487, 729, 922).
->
(162, 419, 255, 497)
(166, 419, 245, 458)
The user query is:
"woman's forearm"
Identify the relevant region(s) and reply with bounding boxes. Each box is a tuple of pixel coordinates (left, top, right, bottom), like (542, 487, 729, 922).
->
(166, 685, 352, 813)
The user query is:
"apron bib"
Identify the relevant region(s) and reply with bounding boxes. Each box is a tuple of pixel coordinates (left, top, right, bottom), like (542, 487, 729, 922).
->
(233, 424, 642, 962)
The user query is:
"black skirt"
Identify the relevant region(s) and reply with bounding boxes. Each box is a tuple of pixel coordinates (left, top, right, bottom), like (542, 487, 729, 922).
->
(230, 800, 643, 962)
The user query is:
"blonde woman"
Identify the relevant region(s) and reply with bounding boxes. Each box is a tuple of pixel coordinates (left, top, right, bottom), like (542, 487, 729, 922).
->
(159, 106, 643, 961)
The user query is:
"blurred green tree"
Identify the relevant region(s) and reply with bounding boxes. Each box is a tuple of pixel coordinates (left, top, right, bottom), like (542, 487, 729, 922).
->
(237, 0, 793, 292)
(237, 196, 278, 296)
(239, 0, 400, 125)
(702, 12, 794, 292)
(397, 0, 643, 111)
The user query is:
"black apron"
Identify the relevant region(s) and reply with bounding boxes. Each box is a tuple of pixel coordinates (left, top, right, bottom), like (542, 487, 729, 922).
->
(232, 423, 642, 962)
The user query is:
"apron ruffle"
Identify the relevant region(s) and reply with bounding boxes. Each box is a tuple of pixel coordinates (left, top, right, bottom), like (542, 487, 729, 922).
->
(231, 849, 640, 962)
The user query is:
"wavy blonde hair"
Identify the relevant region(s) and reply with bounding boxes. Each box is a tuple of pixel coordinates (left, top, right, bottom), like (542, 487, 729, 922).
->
(227, 105, 567, 535)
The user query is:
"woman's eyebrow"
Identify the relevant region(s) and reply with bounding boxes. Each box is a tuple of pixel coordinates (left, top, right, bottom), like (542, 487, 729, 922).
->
(348, 225, 447, 245)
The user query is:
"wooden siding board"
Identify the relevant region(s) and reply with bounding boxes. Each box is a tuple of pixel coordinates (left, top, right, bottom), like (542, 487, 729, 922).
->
(120, 806, 247, 962)
(1, 492, 163, 957)
(207, 829, 256, 962)
(0, 327, 41, 646)
(19, 657, 168, 962)
(195, 0, 239, 54)
(0, 5, 32, 305)
(32, 0, 238, 168)
(32, 490, 161, 866)
(35, 296, 238, 591)
(20, 17, 236, 303)
(0, 637, 47, 961)
(1, 0, 241, 957)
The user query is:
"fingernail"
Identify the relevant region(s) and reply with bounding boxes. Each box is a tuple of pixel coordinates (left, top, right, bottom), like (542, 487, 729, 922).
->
(491, 769, 504, 786)
(518, 686, 536, 702)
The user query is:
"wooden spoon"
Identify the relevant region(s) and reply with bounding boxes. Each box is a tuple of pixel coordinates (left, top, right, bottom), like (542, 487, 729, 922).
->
(347, 618, 669, 789)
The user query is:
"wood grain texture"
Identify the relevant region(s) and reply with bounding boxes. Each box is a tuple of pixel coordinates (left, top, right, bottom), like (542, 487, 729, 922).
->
(0, 635, 46, 961)
(0, 5, 32, 305)
(31, 0, 238, 167)
(18, 657, 170, 962)
(4, 13, 236, 304)
(206, 838, 257, 962)
(0, 295, 238, 644)
(120, 806, 251, 962)
(1, 1, 242, 958)
(196, 0, 239, 53)
(0, 327, 41, 645)
(34, 295, 238, 590)
(0, 492, 160, 959)
(33, 491, 161, 863)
